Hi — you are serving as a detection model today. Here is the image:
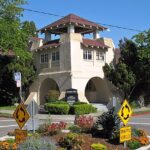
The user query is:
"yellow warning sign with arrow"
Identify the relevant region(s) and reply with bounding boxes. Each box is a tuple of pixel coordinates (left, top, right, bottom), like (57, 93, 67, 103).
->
(118, 99, 132, 126)
(13, 103, 30, 129)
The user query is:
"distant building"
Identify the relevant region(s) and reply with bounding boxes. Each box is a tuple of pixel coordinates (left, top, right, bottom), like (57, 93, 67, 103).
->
(26, 14, 121, 105)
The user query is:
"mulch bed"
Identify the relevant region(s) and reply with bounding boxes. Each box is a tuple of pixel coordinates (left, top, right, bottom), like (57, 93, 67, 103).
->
(51, 132, 130, 150)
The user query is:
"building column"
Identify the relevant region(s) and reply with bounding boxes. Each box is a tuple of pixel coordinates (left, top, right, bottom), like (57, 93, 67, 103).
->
(45, 31, 51, 42)
(67, 24, 75, 33)
(93, 29, 100, 39)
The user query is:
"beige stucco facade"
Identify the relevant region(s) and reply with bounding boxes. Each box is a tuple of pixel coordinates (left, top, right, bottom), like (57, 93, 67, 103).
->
(25, 15, 121, 105)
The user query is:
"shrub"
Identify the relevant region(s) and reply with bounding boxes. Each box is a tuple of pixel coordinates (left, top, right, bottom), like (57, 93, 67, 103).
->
(130, 129, 150, 146)
(44, 103, 70, 114)
(95, 108, 120, 139)
(127, 140, 141, 149)
(91, 143, 107, 150)
(58, 133, 84, 150)
(37, 123, 50, 134)
(74, 115, 94, 133)
(18, 136, 56, 150)
(52, 101, 68, 104)
(130, 101, 140, 109)
(0, 141, 17, 150)
(70, 104, 97, 115)
(48, 121, 67, 135)
(68, 125, 82, 133)
(45, 90, 60, 103)
(73, 102, 87, 105)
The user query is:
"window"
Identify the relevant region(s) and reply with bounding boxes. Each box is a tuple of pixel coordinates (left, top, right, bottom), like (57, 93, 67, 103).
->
(40, 53, 48, 63)
(83, 50, 92, 60)
(96, 51, 105, 61)
(52, 51, 59, 61)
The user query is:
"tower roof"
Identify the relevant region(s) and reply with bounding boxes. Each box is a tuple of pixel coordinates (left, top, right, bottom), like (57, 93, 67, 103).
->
(38, 14, 107, 34)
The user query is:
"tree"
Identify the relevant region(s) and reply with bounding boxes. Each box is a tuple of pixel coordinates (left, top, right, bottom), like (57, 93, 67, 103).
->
(0, 0, 36, 104)
(103, 30, 150, 100)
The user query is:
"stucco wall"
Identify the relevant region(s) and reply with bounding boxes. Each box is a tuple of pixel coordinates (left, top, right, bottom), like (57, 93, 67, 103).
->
(29, 32, 117, 104)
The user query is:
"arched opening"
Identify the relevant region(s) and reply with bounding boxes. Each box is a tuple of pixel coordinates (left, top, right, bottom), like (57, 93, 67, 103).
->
(85, 77, 108, 103)
(40, 78, 60, 105)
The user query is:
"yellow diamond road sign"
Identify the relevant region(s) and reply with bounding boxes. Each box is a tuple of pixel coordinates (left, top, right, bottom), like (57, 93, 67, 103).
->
(118, 99, 132, 125)
(13, 103, 30, 129)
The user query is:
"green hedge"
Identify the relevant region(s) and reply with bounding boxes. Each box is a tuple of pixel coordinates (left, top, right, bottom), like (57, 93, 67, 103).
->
(44, 103, 70, 114)
(73, 102, 87, 105)
(70, 104, 97, 115)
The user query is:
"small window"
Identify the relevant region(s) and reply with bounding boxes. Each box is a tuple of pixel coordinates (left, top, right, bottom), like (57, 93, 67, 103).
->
(52, 51, 59, 61)
(96, 51, 105, 61)
(83, 50, 92, 60)
(40, 53, 48, 63)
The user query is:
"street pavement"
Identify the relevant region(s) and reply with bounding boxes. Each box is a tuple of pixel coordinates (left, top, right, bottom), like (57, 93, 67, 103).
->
(129, 114, 150, 135)
(0, 113, 150, 137)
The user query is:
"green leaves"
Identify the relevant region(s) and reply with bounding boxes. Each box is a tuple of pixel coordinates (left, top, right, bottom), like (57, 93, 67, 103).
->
(0, 0, 36, 103)
(103, 29, 150, 99)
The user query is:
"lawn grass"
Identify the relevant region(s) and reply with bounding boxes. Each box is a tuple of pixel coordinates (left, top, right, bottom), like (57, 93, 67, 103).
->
(0, 105, 16, 110)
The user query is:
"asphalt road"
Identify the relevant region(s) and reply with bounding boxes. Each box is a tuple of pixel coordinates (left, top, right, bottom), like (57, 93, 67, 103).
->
(0, 117, 18, 137)
(0, 114, 150, 137)
(129, 114, 150, 135)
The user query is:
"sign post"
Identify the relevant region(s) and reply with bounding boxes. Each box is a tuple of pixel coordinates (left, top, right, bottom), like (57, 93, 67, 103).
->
(118, 99, 132, 149)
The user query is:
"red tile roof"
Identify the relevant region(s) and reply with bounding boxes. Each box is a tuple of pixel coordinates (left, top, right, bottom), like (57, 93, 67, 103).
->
(82, 39, 109, 49)
(39, 14, 107, 32)
(37, 39, 60, 50)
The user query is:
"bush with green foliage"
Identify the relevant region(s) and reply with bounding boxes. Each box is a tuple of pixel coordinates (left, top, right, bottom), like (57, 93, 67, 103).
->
(70, 104, 97, 115)
(68, 125, 82, 133)
(95, 108, 120, 139)
(44, 103, 70, 114)
(127, 140, 141, 149)
(74, 115, 94, 133)
(45, 90, 60, 103)
(91, 143, 107, 150)
(18, 136, 56, 150)
(73, 102, 87, 105)
(130, 101, 140, 109)
(58, 133, 84, 150)
(37, 123, 50, 133)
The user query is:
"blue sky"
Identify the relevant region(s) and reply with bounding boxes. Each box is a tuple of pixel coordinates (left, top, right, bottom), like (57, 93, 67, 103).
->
(22, 0, 150, 47)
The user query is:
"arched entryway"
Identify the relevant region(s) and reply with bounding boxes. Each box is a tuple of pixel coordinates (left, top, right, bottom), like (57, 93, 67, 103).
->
(39, 78, 60, 104)
(85, 77, 108, 103)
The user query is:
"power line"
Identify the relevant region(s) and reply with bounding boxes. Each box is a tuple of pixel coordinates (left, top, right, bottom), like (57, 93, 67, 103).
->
(21, 7, 144, 33)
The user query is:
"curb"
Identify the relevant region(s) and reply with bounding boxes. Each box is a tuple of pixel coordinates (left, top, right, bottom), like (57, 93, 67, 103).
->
(132, 112, 150, 116)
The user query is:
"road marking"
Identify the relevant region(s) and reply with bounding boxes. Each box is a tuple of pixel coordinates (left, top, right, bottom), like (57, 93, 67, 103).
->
(0, 120, 15, 122)
(0, 125, 17, 128)
(129, 122, 150, 126)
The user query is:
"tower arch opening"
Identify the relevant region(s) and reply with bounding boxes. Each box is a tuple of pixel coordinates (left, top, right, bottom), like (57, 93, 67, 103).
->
(85, 77, 107, 103)
(39, 78, 60, 105)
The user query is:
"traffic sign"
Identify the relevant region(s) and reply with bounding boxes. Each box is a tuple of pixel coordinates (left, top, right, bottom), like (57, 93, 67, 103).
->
(120, 126, 131, 143)
(118, 99, 132, 125)
(13, 103, 30, 129)
(15, 129, 27, 143)
(14, 72, 21, 81)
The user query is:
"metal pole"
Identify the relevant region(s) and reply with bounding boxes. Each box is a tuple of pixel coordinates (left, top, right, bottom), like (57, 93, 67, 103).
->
(32, 101, 35, 133)
(124, 124, 127, 149)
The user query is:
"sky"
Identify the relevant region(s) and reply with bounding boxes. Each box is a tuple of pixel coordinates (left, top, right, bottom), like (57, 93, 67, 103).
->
(21, 0, 150, 47)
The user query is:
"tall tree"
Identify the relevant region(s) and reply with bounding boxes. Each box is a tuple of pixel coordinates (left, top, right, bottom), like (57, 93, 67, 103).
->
(103, 30, 150, 100)
(0, 0, 36, 105)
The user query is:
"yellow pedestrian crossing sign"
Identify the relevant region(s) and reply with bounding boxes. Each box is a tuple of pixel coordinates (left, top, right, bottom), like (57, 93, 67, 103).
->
(13, 103, 30, 129)
(118, 99, 132, 125)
